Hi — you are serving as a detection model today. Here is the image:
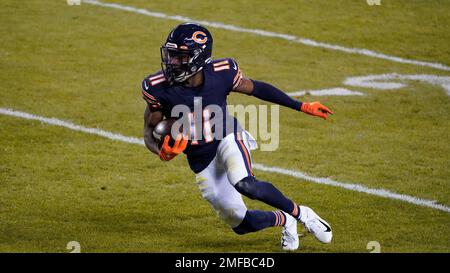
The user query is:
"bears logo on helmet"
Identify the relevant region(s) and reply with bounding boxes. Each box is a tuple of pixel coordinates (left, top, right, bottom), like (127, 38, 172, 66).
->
(191, 31, 208, 44)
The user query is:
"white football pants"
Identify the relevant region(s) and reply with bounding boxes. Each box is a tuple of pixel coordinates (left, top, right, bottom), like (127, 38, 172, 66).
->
(195, 131, 257, 228)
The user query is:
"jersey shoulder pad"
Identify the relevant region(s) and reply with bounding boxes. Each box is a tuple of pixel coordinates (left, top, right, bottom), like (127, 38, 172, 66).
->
(211, 58, 233, 72)
(211, 58, 242, 90)
(143, 71, 167, 89)
(141, 71, 167, 110)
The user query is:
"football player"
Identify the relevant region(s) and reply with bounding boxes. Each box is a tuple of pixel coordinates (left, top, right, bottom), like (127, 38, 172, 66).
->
(142, 23, 333, 250)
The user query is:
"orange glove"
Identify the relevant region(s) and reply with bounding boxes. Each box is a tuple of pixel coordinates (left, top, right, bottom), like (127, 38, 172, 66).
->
(159, 134, 188, 161)
(301, 101, 334, 120)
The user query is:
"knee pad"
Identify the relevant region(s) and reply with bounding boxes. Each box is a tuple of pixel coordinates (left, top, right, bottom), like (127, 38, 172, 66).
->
(234, 176, 260, 200)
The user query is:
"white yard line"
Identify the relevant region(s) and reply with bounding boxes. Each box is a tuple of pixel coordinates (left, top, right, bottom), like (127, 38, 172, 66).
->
(344, 73, 450, 96)
(253, 164, 450, 213)
(287, 88, 365, 97)
(1, 107, 449, 213)
(82, 0, 450, 72)
(0, 108, 144, 146)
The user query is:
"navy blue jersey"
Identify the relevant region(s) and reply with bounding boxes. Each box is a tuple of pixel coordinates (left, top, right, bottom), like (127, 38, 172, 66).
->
(142, 58, 244, 173)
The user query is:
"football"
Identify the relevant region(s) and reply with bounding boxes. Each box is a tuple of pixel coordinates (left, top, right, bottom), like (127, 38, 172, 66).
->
(153, 118, 178, 147)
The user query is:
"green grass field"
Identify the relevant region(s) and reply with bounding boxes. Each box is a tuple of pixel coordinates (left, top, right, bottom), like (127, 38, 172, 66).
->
(1, 0, 449, 252)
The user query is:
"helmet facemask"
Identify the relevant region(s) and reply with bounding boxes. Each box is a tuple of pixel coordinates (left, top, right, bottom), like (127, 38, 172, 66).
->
(160, 45, 208, 84)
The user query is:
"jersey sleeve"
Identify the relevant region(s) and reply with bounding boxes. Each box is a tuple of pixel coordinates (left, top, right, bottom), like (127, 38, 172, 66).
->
(212, 58, 243, 92)
(141, 73, 166, 111)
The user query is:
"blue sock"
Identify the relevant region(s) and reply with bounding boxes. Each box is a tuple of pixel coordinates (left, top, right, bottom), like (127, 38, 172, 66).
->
(232, 210, 286, 235)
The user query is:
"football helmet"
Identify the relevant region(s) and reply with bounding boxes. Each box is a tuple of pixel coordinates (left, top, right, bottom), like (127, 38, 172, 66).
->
(160, 23, 213, 84)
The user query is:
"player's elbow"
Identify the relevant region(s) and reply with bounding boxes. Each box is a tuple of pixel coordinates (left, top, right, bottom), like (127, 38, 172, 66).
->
(233, 77, 255, 95)
(143, 128, 159, 155)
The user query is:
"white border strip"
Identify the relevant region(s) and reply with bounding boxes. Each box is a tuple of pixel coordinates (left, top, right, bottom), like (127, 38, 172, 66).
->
(82, 0, 450, 72)
(1, 107, 448, 213)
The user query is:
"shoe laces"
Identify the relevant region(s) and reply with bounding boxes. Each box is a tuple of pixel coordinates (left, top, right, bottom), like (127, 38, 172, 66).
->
(305, 219, 326, 234)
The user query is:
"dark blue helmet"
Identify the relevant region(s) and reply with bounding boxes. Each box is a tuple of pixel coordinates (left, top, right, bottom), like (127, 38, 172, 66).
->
(160, 23, 213, 84)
